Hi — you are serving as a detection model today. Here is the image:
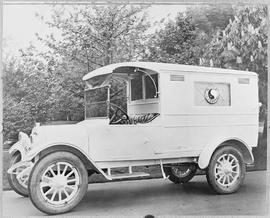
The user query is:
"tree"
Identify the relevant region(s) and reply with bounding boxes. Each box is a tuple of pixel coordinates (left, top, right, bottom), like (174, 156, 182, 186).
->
(3, 47, 56, 140)
(185, 4, 234, 56)
(201, 6, 267, 120)
(145, 13, 200, 65)
(186, 5, 234, 36)
(38, 5, 150, 69)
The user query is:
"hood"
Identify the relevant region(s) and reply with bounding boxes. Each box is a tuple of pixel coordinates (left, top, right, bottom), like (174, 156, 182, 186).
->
(31, 119, 108, 147)
(30, 123, 88, 149)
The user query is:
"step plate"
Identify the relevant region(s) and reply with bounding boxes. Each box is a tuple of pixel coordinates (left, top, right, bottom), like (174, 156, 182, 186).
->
(110, 172, 150, 180)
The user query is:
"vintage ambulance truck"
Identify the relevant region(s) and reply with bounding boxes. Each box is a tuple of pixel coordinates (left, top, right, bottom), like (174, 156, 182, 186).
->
(7, 62, 259, 214)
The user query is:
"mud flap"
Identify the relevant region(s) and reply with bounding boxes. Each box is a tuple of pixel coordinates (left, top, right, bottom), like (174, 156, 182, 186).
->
(160, 160, 169, 180)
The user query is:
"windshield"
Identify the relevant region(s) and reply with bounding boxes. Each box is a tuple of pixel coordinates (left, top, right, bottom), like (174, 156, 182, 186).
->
(85, 77, 127, 119)
(85, 86, 109, 118)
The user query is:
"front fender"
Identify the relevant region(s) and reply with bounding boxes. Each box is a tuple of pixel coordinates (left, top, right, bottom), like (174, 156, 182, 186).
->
(19, 143, 112, 181)
(25, 142, 87, 161)
(9, 141, 27, 160)
(198, 138, 254, 169)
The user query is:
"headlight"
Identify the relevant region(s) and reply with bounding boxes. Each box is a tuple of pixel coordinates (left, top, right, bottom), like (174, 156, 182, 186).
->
(30, 127, 39, 144)
(18, 132, 30, 143)
(18, 132, 32, 152)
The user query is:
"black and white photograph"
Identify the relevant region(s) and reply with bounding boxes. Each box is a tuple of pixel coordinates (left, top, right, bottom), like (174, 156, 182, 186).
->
(1, 0, 269, 217)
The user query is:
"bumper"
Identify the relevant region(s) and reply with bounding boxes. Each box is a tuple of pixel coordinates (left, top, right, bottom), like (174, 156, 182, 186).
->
(7, 160, 33, 176)
(7, 132, 39, 182)
(7, 133, 35, 182)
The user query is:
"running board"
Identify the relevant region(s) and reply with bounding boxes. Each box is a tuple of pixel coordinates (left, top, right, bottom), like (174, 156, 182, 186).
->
(109, 172, 150, 180)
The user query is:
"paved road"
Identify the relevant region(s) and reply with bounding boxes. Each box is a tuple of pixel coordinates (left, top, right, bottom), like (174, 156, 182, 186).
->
(2, 171, 269, 217)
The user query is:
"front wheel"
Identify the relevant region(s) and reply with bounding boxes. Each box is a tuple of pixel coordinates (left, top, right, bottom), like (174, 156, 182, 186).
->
(206, 146, 246, 194)
(28, 151, 88, 215)
(164, 164, 197, 184)
(7, 153, 29, 197)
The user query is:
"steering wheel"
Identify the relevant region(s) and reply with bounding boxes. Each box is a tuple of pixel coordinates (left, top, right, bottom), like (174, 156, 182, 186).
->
(109, 103, 130, 124)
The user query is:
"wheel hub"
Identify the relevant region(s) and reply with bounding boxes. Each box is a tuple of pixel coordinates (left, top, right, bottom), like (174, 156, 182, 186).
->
(40, 162, 80, 205)
(52, 175, 67, 190)
(221, 161, 232, 175)
(214, 153, 240, 187)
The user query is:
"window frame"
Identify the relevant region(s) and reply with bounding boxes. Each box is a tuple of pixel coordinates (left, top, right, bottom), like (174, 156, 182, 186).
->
(129, 73, 159, 103)
(84, 85, 110, 119)
(130, 75, 143, 101)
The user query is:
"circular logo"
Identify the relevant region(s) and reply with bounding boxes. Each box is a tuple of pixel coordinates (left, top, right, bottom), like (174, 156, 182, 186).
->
(204, 87, 220, 104)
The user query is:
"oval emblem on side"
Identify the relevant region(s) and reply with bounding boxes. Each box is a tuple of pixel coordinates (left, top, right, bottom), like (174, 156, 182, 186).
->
(204, 87, 220, 104)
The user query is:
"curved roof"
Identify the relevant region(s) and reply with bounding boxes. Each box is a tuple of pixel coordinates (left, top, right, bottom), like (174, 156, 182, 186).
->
(82, 62, 257, 81)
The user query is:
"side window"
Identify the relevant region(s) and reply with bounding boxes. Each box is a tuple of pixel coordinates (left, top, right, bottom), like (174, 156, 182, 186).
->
(131, 76, 143, 101)
(145, 74, 158, 99)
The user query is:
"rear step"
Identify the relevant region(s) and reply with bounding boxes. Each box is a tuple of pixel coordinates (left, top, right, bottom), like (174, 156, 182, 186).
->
(110, 172, 150, 180)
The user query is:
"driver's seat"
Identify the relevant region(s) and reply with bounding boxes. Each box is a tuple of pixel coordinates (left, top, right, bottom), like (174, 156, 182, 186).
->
(129, 113, 159, 124)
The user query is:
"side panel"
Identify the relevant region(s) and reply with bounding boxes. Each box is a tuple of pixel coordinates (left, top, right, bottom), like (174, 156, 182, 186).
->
(159, 71, 258, 163)
(187, 73, 258, 152)
(157, 73, 194, 156)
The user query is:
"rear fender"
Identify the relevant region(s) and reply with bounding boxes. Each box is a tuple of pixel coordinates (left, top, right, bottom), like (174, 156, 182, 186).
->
(198, 138, 254, 169)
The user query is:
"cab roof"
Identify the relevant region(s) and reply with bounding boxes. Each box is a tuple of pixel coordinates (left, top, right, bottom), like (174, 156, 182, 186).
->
(82, 62, 257, 81)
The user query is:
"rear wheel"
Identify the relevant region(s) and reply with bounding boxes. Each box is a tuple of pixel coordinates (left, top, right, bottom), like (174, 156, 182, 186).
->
(164, 164, 197, 184)
(206, 146, 246, 194)
(7, 153, 29, 197)
(28, 151, 88, 215)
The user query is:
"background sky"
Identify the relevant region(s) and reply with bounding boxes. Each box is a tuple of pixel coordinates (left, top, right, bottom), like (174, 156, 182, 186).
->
(3, 4, 188, 56)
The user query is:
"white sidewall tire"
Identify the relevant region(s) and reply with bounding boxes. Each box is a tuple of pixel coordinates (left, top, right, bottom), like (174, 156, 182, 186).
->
(206, 146, 246, 194)
(28, 151, 88, 215)
(7, 153, 29, 197)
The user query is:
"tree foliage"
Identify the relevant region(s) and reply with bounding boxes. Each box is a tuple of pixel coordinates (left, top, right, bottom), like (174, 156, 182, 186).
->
(145, 14, 199, 65)
(186, 5, 234, 36)
(3, 47, 57, 140)
(201, 6, 267, 118)
(185, 5, 234, 56)
(38, 5, 150, 69)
